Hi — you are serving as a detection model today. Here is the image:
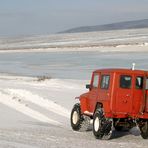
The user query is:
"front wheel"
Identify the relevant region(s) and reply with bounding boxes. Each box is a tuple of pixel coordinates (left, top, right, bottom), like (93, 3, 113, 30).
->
(71, 103, 83, 131)
(93, 108, 113, 140)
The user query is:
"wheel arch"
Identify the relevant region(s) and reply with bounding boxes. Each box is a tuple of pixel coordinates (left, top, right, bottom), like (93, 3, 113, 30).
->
(93, 102, 103, 115)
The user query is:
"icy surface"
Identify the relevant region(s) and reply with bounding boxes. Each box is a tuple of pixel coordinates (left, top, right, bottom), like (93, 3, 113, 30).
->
(0, 51, 148, 80)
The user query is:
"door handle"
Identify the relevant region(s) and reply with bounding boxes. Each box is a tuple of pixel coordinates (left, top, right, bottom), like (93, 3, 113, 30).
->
(107, 93, 109, 96)
(126, 94, 130, 97)
(123, 100, 127, 103)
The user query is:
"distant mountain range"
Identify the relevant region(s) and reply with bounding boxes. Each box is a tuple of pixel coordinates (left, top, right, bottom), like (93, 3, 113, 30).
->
(60, 19, 148, 33)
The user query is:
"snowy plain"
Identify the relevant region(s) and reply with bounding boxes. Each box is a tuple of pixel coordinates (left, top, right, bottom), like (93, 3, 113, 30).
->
(0, 28, 148, 147)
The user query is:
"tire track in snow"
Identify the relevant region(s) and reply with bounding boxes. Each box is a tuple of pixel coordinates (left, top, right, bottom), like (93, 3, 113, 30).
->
(6, 89, 70, 118)
(0, 91, 61, 126)
(0, 140, 37, 148)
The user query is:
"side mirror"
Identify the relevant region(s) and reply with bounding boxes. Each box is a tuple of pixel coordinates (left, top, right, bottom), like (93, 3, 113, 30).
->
(86, 84, 91, 89)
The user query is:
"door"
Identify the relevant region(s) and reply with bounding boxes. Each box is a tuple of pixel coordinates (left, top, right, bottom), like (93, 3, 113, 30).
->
(99, 74, 111, 101)
(116, 75, 133, 113)
(87, 73, 100, 113)
(133, 75, 144, 114)
(146, 78, 148, 112)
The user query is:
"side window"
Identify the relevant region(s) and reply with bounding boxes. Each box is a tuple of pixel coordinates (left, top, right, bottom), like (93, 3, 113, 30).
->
(146, 78, 148, 90)
(100, 75, 110, 89)
(92, 74, 99, 88)
(120, 75, 132, 89)
(136, 76, 143, 89)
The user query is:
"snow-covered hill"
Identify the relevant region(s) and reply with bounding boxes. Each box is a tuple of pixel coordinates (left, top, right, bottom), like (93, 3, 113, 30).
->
(0, 28, 148, 52)
(60, 19, 148, 33)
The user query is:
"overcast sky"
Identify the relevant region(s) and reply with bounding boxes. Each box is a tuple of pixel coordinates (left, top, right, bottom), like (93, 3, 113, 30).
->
(0, 0, 148, 37)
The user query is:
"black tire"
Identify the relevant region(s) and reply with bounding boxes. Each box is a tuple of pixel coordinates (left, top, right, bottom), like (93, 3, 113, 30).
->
(93, 108, 113, 140)
(93, 108, 104, 139)
(70, 103, 84, 131)
(139, 120, 148, 139)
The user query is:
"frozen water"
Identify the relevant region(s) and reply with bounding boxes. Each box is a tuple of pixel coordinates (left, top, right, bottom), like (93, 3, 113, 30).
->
(0, 51, 148, 80)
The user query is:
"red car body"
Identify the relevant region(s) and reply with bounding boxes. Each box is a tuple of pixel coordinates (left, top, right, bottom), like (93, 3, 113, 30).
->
(79, 69, 148, 119)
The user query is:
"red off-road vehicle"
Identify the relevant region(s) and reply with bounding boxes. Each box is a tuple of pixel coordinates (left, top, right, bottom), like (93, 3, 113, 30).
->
(70, 68, 148, 139)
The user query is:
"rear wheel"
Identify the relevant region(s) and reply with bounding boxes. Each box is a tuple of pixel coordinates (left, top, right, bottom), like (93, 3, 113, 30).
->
(93, 108, 113, 140)
(70, 103, 90, 131)
(139, 120, 148, 139)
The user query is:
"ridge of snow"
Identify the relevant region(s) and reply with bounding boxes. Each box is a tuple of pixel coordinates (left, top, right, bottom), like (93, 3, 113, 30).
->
(0, 91, 61, 125)
(5, 89, 70, 118)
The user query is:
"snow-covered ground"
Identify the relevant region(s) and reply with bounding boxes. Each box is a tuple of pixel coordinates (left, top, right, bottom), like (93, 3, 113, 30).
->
(0, 28, 148, 52)
(0, 75, 148, 148)
(0, 29, 148, 147)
